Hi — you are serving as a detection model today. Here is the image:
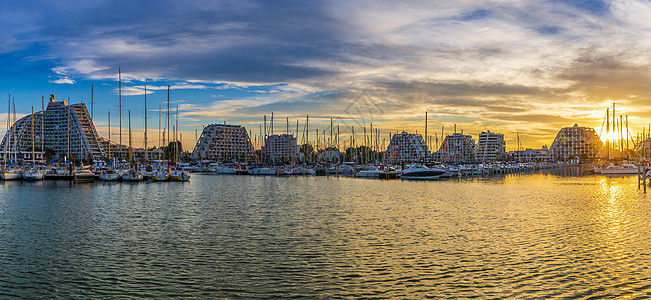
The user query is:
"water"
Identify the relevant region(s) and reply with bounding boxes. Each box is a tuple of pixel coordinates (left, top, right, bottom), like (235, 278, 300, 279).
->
(1, 172, 651, 298)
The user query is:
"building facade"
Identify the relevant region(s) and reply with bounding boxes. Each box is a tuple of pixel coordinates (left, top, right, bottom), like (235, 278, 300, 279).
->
(191, 124, 256, 162)
(477, 131, 506, 162)
(1, 95, 105, 161)
(383, 131, 429, 164)
(509, 146, 550, 162)
(549, 124, 602, 161)
(437, 133, 476, 162)
(262, 134, 299, 163)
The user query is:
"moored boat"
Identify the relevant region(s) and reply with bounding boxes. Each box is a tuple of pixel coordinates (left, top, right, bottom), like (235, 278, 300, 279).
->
(401, 165, 446, 180)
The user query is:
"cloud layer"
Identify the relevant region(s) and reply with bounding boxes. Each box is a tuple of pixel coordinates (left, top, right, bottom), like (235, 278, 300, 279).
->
(2, 0, 651, 149)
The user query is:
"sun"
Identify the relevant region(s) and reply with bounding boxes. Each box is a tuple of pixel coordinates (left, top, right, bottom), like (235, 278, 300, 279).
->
(599, 131, 618, 144)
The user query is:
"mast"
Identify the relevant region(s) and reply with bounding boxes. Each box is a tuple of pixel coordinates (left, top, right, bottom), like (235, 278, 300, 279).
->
(31, 106, 34, 166)
(128, 110, 132, 163)
(271, 112, 274, 163)
(41, 96, 44, 161)
(175, 105, 179, 162)
(167, 85, 170, 158)
(263, 115, 267, 163)
(158, 106, 162, 162)
(12, 98, 17, 162)
(4, 95, 9, 167)
(91, 83, 94, 120)
(606, 108, 610, 160)
(108, 111, 111, 160)
(144, 86, 148, 162)
(286, 117, 289, 162)
(67, 99, 70, 161)
(626, 115, 629, 154)
(80, 102, 84, 164)
(119, 68, 122, 159)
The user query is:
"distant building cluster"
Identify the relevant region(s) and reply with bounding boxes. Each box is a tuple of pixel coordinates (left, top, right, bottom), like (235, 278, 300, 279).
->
(1, 97, 607, 164)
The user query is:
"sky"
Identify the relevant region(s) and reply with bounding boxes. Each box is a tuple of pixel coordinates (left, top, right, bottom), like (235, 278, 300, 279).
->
(0, 0, 650, 151)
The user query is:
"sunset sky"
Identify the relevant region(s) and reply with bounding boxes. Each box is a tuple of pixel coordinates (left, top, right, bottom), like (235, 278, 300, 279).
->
(1, 0, 650, 150)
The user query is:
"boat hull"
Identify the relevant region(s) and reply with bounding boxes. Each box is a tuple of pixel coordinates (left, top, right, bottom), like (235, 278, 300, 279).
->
(1, 172, 22, 181)
(74, 172, 96, 183)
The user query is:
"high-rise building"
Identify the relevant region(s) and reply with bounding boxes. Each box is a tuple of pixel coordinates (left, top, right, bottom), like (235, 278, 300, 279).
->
(549, 124, 602, 161)
(1, 95, 105, 161)
(383, 131, 429, 164)
(262, 134, 299, 163)
(437, 133, 476, 162)
(191, 124, 256, 162)
(477, 131, 506, 162)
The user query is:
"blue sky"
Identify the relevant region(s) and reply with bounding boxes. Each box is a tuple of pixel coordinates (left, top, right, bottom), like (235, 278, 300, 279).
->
(1, 0, 649, 149)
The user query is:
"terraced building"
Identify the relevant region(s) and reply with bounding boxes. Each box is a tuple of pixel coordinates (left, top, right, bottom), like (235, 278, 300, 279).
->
(191, 124, 257, 162)
(1, 94, 105, 161)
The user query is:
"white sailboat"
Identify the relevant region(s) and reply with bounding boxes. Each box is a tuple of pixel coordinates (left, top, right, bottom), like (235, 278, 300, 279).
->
(2, 96, 21, 181)
(22, 105, 45, 181)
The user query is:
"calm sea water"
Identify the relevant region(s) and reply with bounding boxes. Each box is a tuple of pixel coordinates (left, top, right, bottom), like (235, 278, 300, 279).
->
(1, 169, 651, 298)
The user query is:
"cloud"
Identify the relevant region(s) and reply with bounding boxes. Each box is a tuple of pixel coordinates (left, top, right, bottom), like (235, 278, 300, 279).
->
(49, 77, 76, 84)
(5, 0, 651, 148)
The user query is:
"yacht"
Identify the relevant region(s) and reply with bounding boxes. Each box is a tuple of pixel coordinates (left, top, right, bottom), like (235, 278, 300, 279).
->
(21, 168, 45, 181)
(99, 169, 121, 181)
(356, 166, 381, 178)
(122, 169, 144, 182)
(401, 165, 447, 180)
(249, 166, 278, 175)
(170, 169, 191, 181)
(1, 168, 22, 181)
(73, 166, 96, 183)
(291, 166, 316, 175)
(599, 163, 639, 175)
(152, 168, 170, 181)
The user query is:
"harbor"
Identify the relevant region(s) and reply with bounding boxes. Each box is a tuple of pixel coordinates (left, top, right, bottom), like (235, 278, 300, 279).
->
(1, 170, 650, 298)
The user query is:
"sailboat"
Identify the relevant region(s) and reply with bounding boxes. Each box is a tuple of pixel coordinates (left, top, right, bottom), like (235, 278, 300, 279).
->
(169, 105, 190, 181)
(22, 106, 45, 180)
(2, 96, 21, 181)
(121, 111, 143, 182)
(72, 99, 95, 183)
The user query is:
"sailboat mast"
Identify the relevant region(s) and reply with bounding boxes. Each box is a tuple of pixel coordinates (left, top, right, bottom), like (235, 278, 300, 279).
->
(4, 95, 9, 167)
(119, 68, 122, 159)
(12, 98, 17, 162)
(108, 111, 111, 160)
(91, 83, 94, 120)
(158, 106, 161, 162)
(175, 106, 179, 162)
(167, 85, 170, 158)
(128, 110, 132, 163)
(31, 106, 34, 166)
(41, 96, 44, 161)
(606, 108, 610, 160)
(144, 86, 148, 161)
(67, 100, 70, 161)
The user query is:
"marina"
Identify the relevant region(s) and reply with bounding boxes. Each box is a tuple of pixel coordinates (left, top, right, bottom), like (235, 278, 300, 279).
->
(4, 1, 651, 298)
